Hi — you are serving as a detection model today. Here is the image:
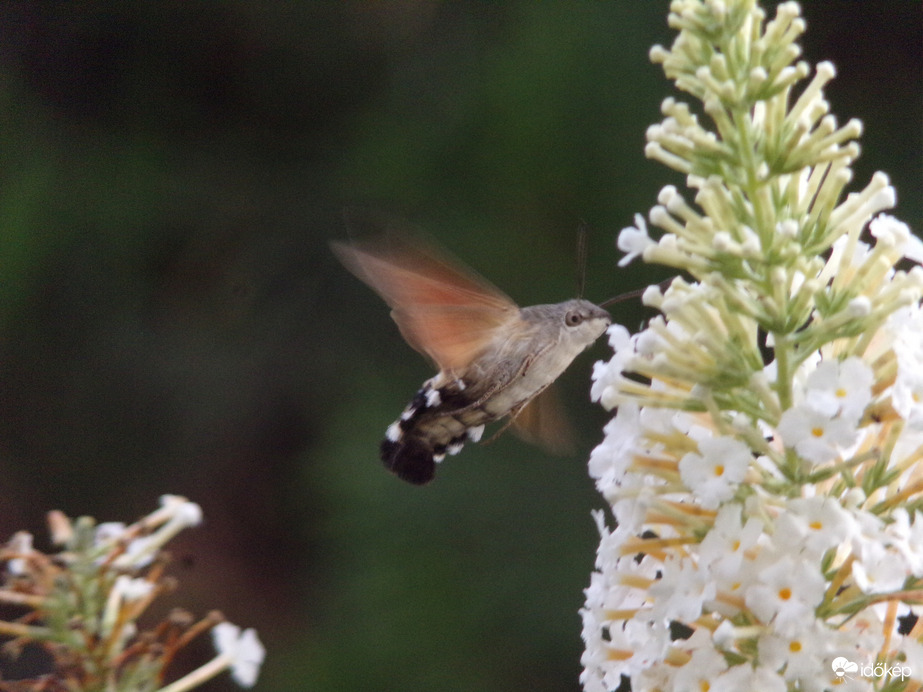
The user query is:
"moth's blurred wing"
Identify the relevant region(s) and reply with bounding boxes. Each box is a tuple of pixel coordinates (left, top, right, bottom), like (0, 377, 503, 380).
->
(331, 234, 519, 372)
(510, 386, 576, 455)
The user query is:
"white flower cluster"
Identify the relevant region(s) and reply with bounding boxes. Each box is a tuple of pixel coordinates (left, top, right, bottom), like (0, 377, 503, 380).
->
(585, 231, 923, 692)
(0, 496, 266, 692)
(584, 353, 923, 690)
(582, 1, 923, 690)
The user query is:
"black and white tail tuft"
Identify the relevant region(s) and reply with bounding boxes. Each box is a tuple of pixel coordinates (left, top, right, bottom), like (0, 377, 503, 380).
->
(379, 381, 483, 484)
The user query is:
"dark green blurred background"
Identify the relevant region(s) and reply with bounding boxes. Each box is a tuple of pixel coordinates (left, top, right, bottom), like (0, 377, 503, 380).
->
(0, 2, 918, 690)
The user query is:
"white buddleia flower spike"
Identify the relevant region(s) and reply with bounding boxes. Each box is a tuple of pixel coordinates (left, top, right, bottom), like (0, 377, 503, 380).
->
(581, 2, 923, 690)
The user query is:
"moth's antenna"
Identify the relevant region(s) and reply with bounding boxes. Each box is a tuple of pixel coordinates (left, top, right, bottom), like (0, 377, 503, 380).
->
(575, 219, 588, 299)
(598, 278, 673, 308)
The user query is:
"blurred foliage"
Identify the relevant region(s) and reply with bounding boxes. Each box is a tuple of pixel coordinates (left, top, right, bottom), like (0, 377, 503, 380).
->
(0, 2, 918, 691)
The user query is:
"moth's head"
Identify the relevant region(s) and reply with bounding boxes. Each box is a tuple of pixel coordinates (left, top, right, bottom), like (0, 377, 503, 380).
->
(534, 298, 610, 349)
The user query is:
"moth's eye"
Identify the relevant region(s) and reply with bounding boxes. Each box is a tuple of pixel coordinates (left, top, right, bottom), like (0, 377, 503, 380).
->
(565, 310, 583, 327)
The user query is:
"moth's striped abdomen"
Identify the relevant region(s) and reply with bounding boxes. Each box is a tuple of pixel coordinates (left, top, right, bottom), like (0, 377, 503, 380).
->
(379, 379, 485, 484)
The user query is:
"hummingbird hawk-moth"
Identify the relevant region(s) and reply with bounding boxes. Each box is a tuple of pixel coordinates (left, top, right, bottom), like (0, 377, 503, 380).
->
(332, 221, 612, 485)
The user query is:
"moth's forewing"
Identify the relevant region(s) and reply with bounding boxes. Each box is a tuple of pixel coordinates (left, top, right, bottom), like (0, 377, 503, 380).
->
(331, 231, 518, 372)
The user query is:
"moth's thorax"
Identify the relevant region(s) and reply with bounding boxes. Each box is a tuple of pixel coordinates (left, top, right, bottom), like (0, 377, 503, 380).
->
(442, 298, 611, 409)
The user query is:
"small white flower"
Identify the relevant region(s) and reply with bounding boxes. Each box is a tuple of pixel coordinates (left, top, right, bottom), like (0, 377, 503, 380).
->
(851, 539, 908, 594)
(757, 622, 828, 686)
(212, 622, 266, 688)
(590, 324, 637, 408)
(700, 503, 764, 581)
(119, 535, 159, 568)
(588, 403, 641, 487)
(94, 522, 128, 546)
(113, 496, 204, 569)
(885, 509, 923, 576)
(608, 474, 658, 535)
(100, 575, 155, 642)
(649, 556, 714, 623)
(892, 370, 923, 428)
(671, 642, 729, 691)
(890, 307, 923, 427)
(46, 510, 73, 546)
(870, 213, 923, 263)
(899, 637, 923, 679)
(777, 496, 855, 557)
(112, 575, 154, 602)
(581, 612, 668, 687)
(6, 531, 34, 576)
(776, 404, 859, 465)
(678, 436, 750, 508)
(745, 555, 826, 633)
(93, 521, 154, 567)
(803, 357, 873, 421)
(617, 213, 655, 266)
(160, 495, 203, 528)
(712, 665, 788, 692)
